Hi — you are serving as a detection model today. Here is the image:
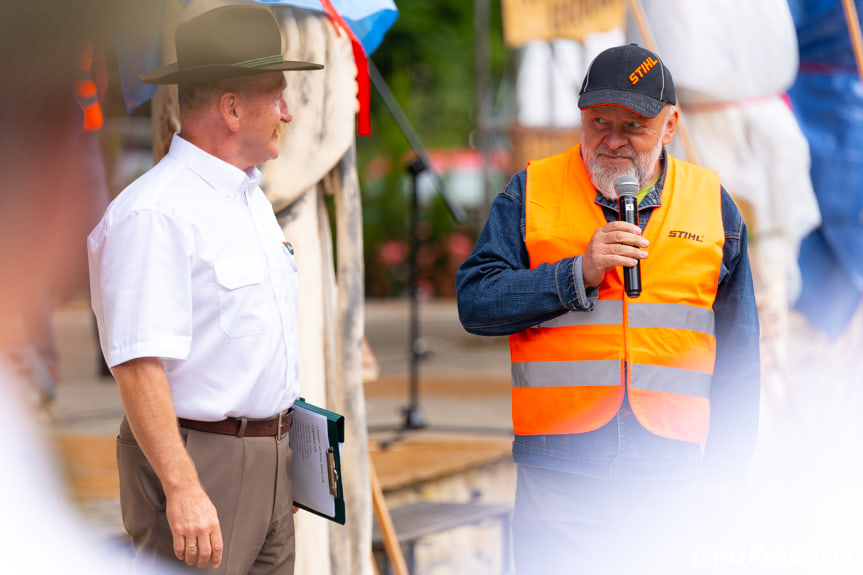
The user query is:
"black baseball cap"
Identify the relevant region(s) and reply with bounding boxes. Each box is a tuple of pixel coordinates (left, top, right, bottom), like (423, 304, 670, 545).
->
(578, 44, 675, 118)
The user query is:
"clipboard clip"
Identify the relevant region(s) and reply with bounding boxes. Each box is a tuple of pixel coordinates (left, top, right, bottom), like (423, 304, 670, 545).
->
(326, 447, 339, 496)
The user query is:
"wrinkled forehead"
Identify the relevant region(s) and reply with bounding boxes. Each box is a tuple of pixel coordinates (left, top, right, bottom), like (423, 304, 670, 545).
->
(256, 70, 287, 91)
(234, 70, 286, 94)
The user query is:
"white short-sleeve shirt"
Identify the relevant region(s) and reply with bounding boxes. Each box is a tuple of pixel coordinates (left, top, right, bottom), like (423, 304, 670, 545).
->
(88, 134, 299, 421)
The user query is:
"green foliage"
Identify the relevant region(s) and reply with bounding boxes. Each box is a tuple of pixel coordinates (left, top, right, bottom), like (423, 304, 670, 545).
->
(361, 0, 506, 158)
(358, 1, 507, 298)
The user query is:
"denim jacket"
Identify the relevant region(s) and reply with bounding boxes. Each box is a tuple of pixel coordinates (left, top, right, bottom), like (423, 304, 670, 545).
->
(456, 150, 761, 484)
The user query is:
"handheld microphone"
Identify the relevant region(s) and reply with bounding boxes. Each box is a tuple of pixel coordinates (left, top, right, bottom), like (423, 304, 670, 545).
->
(615, 175, 641, 298)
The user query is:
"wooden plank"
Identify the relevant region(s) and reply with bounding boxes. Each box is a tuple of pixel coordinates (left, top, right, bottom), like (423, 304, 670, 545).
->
(371, 502, 511, 544)
(369, 438, 512, 492)
(56, 435, 512, 501)
(502, 0, 625, 46)
(364, 376, 509, 399)
(53, 434, 118, 501)
(510, 125, 581, 175)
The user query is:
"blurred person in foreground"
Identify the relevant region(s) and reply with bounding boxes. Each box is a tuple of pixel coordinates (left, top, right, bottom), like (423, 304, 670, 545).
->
(456, 44, 760, 573)
(0, 1, 179, 572)
(88, 5, 322, 572)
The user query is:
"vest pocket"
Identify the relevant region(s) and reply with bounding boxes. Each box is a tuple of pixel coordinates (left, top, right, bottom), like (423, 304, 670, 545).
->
(214, 257, 267, 337)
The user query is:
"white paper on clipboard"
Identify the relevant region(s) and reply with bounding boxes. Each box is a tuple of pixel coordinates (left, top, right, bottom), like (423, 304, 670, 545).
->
(289, 405, 340, 516)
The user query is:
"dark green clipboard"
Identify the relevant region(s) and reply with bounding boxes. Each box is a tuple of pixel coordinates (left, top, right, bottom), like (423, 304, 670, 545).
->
(289, 398, 345, 524)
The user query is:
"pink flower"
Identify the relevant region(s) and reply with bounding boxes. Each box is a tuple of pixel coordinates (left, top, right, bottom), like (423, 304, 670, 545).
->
(447, 233, 474, 259)
(378, 240, 408, 266)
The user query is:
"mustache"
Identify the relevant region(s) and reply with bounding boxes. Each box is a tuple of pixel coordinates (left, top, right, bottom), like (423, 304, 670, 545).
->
(595, 145, 635, 160)
(274, 121, 289, 139)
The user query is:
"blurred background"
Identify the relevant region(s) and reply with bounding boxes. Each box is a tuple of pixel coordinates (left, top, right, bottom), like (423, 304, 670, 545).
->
(4, 0, 863, 573)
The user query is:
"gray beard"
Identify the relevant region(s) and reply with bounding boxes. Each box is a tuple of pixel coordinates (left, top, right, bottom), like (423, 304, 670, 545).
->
(583, 137, 665, 201)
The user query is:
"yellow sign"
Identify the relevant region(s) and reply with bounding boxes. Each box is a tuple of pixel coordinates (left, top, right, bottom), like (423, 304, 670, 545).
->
(501, 0, 625, 47)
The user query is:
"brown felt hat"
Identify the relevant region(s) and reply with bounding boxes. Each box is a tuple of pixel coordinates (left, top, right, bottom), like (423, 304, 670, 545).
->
(139, 4, 323, 85)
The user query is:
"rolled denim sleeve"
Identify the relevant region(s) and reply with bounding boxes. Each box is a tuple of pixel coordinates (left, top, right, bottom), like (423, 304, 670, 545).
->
(702, 188, 762, 485)
(456, 171, 597, 336)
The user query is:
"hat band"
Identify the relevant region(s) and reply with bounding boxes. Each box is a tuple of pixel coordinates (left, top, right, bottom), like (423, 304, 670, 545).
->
(233, 54, 285, 68)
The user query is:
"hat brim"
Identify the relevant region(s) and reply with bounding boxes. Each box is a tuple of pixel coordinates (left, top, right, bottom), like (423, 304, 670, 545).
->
(139, 60, 324, 85)
(578, 88, 666, 118)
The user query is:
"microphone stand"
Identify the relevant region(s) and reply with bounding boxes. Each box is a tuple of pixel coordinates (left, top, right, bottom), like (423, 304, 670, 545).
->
(369, 60, 452, 435)
(368, 60, 466, 224)
(368, 60, 510, 445)
(404, 155, 428, 431)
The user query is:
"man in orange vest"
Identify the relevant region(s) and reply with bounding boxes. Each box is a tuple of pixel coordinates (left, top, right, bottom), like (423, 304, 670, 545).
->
(457, 44, 760, 573)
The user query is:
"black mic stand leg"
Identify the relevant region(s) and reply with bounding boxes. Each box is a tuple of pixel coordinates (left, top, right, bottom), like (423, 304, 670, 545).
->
(402, 156, 429, 431)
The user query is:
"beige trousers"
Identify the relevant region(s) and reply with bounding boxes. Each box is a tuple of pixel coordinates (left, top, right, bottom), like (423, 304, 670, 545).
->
(117, 417, 295, 574)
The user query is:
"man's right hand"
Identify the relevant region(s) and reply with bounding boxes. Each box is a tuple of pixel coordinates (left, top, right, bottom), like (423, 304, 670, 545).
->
(112, 357, 225, 570)
(582, 221, 649, 288)
(167, 484, 224, 568)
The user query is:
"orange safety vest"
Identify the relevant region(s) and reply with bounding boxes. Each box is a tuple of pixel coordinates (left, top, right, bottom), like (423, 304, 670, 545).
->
(75, 42, 103, 132)
(510, 144, 724, 444)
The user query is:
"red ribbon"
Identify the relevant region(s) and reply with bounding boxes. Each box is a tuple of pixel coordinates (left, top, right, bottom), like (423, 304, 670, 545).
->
(318, 0, 372, 136)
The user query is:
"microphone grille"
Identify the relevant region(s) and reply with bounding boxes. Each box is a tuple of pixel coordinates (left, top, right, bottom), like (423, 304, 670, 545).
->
(614, 175, 639, 197)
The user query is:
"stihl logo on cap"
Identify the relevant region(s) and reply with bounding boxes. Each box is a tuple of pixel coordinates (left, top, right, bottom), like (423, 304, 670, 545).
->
(628, 56, 659, 85)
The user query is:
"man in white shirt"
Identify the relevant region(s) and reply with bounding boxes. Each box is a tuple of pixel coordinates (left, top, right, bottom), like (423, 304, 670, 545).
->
(88, 5, 322, 572)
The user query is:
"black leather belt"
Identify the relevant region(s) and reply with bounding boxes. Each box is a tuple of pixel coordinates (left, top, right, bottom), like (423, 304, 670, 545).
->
(178, 408, 293, 439)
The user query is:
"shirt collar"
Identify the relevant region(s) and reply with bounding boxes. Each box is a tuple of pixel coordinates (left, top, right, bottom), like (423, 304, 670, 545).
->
(593, 148, 668, 212)
(167, 133, 263, 199)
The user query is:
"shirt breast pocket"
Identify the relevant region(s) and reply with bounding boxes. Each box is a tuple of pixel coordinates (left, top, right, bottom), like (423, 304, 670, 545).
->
(214, 257, 268, 338)
(274, 242, 298, 297)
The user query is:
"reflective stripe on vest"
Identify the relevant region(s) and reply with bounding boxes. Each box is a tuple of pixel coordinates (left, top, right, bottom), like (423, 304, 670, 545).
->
(512, 359, 620, 388)
(510, 144, 723, 444)
(533, 300, 713, 333)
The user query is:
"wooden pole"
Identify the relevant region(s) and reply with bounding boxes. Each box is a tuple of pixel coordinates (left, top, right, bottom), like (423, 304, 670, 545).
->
(370, 461, 409, 575)
(623, 0, 700, 166)
(329, 144, 373, 575)
(842, 0, 863, 83)
(624, 0, 658, 50)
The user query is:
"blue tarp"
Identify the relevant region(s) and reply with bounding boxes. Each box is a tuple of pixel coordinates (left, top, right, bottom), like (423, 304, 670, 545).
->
(787, 0, 863, 338)
(114, 0, 397, 112)
(254, 0, 397, 55)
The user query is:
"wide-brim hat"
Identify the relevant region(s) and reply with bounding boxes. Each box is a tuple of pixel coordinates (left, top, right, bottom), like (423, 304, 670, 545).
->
(578, 44, 675, 118)
(140, 4, 323, 85)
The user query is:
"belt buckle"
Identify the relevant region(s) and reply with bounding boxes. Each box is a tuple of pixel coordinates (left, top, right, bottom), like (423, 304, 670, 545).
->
(277, 411, 284, 441)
